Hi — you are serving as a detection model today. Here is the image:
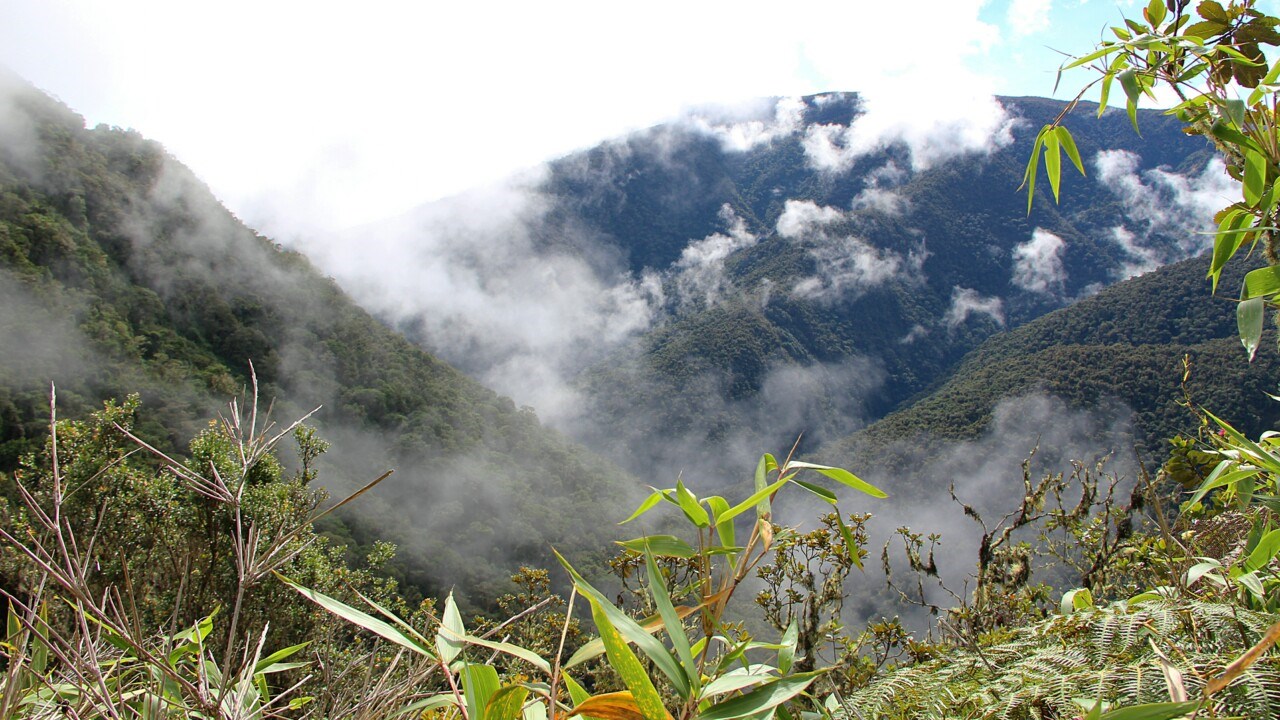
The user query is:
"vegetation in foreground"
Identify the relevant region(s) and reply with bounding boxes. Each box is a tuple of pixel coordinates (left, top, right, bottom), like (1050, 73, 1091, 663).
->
(5, 1, 1280, 719)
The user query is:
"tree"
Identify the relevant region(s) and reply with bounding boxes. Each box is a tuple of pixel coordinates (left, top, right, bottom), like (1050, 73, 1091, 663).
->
(1027, 0, 1280, 359)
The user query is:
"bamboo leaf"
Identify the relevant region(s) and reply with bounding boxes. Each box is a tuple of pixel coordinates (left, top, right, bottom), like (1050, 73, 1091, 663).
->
(645, 549, 698, 697)
(786, 461, 887, 498)
(486, 684, 531, 720)
(464, 663, 501, 720)
(1056, 127, 1086, 176)
(567, 692, 670, 720)
(622, 490, 666, 525)
(277, 574, 433, 658)
(588, 596, 671, 720)
(696, 672, 822, 720)
(618, 536, 697, 558)
(437, 592, 465, 664)
(1044, 127, 1063, 202)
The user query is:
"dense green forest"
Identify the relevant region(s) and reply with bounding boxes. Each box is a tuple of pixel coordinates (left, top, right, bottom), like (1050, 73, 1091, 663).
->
(0, 69, 640, 606)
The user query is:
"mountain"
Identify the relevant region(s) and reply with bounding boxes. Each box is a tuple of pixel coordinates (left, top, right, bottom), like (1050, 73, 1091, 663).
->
(302, 92, 1228, 486)
(823, 253, 1280, 500)
(0, 71, 641, 606)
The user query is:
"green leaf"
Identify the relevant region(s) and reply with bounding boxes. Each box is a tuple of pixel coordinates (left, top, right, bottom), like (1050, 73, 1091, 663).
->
(791, 479, 837, 505)
(645, 550, 698, 697)
(676, 479, 710, 528)
(1024, 127, 1047, 213)
(719, 476, 790, 525)
(786, 461, 887, 498)
(697, 672, 822, 720)
(1244, 527, 1280, 572)
(253, 641, 311, 674)
(834, 510, 863, 570)
(778, 619, 798, 675)
(563, 672, 591, 707)
(618, 535, 697, 558)
(754, 455, 773, 522)
(1044, 127, 1063, 202)
(456, 632, 552, 676)
(437, 592, 465, 664)
(278, 574, 433, 658)
(587, 596, 670, 720)
(622, 490, 666, 524)
(557, 551, 690, 698)
(463, 663, 501, 720)
(1145, 0, 1165, 27)
(1245, 149, 1267, 206)
(1118, 70, 1143, 132)
(1098, 700, 1202, 720)
(1243, 266, 1280, 299)
(486, 684, 531, 720)
(1238, 295, 1265, 362)
(1056, 127, 1086, 177)
(706, 496, 736, 563)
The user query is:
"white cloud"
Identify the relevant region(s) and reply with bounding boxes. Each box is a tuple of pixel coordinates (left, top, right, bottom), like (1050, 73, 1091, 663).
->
(1011, 228, 1066, 293)
(776, 199, 845, 238)
(802, 93, 1014, 174)
(945, 286, 1005, 328)
(1008, 0, 1052, 36)
(1094, 149, 1237, 277)
(674, 205, 758, 308)
(851, 187, 908, 216)
(689, 96, 806, 152)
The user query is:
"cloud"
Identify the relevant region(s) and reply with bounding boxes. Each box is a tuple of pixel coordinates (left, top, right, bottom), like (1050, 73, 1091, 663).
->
(791, 237, 921, 303)
(849, 393, 1139, 628)
(674, 205, 758, 308)
(688, 96, 806, 152)
(776, 199, 845, 238)
(851, 187, 909, 216)
(301, 172, 666, 429)
(801, 94, 1014, 174)
(1011, 228, 1066, 293)
(778, 199, 925, 303)
(1007, 0, 1052, 36)
(945, 286, 1005, 328)
(1094, 149, 1237, 277)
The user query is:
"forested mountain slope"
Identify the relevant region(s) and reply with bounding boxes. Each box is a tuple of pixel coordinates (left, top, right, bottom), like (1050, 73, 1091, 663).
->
(312, 92, 1227, 483)
(824, 253, 1280, 495)
(0, 72, 639, 605)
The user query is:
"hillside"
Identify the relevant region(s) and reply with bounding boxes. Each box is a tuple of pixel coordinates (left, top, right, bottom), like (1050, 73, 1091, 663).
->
(824, 253, 1280, 498)
(306, 92, 1227, 485)
(0, 71, 640, 605)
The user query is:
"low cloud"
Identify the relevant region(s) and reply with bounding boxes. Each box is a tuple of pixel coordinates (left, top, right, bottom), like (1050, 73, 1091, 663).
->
(802, 94, 1014, 174)
(301, 172, 666, 429)
(688, 96, 806, 152)
(674, 205, 759, 308)
(779, 200, 924, 303)
(945, 286, 1005, 328)
(792, 237, 921, 303)
(776, 199, 846, 238)
(1011, 228, 1066, 294)
(1095, 150, 1236, 276)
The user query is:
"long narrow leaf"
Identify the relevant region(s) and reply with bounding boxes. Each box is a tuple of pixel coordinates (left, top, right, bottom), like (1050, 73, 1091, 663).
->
(277, 574, 433, 657)
(786, 461, 887, 498)
(645, 549, 698, 698)
(588, 596, 670, 720)
(697, 673, 822, 720)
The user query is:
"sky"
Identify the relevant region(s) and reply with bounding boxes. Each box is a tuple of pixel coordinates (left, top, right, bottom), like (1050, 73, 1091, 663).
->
(0, 0, 1230, 238)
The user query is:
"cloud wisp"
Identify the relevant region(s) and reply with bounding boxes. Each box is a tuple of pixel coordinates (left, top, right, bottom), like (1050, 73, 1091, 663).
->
(1095, 150, 1236, 276)
(1011, 228, 1067, 294)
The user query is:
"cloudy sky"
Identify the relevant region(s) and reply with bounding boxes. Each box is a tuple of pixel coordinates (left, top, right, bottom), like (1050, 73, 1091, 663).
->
(3, 0, 1200, 238)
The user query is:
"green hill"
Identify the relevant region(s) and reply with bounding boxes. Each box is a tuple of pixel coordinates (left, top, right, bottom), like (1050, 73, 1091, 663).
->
(0, 71, 639, 606)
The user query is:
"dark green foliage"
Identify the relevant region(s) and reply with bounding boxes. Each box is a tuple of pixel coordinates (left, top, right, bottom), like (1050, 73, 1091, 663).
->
(0, 73, 638, 606)
(825, 253, 1280, 487)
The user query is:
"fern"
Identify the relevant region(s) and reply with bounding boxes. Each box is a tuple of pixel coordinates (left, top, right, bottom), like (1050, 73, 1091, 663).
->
(841, 599, 1280, 719)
